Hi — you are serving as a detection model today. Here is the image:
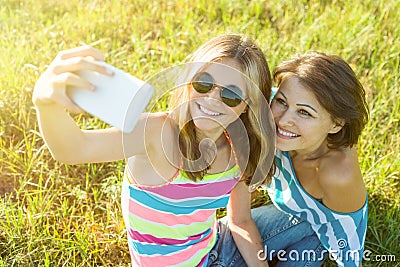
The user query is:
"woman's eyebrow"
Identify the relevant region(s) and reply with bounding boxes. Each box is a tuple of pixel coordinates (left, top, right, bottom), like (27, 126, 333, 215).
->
(297, 104, 318, 113)
(280, 91, 318, 113)
(279, 91, 287, 100)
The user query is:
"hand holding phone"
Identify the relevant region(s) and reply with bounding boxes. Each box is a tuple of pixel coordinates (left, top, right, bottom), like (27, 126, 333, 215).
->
(67, 61, 154, 133)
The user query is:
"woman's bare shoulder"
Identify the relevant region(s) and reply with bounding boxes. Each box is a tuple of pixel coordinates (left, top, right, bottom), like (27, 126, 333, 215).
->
(318, 148, 367, 213)
(141, 112, 179, 158)
(319, 148, 359, 184)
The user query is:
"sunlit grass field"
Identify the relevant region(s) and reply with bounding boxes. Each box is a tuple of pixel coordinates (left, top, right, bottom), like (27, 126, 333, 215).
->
(0, 0, 399, 266)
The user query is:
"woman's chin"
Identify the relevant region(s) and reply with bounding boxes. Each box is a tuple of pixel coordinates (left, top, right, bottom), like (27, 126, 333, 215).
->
(192, 117, 223, 132)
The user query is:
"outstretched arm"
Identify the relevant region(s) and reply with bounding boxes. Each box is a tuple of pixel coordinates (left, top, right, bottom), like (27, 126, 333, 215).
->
(33, 46, 149, 164)
(227, 181, 269, 267)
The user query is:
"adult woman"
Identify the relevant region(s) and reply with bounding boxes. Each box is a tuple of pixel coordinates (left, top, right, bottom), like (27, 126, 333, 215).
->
(254, 51, 369, 267)
(33, 34, 280, 266)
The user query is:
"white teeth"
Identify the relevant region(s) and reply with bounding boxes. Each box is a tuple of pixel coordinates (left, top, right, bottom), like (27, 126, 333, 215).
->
(199, 105, 221, 116)
(278, 127, 299, 137)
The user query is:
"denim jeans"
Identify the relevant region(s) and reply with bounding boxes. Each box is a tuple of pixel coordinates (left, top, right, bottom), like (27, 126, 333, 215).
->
(206, 205, 326, 267)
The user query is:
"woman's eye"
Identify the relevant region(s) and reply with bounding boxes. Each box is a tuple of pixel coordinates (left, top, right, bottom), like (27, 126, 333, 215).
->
(275, 98, 287, 106)
(299, 109, 312, 117)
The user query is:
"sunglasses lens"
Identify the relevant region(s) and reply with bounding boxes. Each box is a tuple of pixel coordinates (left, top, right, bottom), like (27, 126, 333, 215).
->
(221, 86, 243, 107)
(191, 72, 214, 93)
(191, 72, 244, 107)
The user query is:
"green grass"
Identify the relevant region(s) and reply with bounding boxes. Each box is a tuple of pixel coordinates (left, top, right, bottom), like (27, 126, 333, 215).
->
(0, 0, 399, 266)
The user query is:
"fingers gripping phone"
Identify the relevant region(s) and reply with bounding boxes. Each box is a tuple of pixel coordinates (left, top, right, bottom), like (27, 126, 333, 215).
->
(67, 62, 154, 133)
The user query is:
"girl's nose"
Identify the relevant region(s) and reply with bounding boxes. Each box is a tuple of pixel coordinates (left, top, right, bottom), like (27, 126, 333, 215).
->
(206, 87, 224, 104)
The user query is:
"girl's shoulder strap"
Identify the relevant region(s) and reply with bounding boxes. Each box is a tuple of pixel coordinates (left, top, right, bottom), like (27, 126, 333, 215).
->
(223, 130, 241, 172)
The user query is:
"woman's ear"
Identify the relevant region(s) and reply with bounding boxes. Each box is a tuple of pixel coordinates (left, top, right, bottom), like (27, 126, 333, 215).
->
(329, 119, 345, 134)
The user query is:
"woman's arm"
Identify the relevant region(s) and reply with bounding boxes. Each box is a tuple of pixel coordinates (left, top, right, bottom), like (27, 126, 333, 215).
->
(33, 46, 150, 164)
(227, 181, 269, 267)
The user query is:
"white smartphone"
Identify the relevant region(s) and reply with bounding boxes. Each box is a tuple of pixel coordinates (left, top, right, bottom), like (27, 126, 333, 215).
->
(67, 61, 154, 133)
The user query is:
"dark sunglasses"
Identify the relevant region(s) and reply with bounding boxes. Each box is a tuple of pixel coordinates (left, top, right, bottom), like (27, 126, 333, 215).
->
(190, 72, 245, 107)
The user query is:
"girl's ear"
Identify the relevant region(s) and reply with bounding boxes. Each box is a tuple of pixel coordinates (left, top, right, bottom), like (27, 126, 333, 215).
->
(329, 119, 345, 134)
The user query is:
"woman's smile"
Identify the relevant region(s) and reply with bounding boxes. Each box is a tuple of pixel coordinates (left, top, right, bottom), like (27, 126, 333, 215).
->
(276, 126, 300, 139)
(198, 103, 223, 117)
